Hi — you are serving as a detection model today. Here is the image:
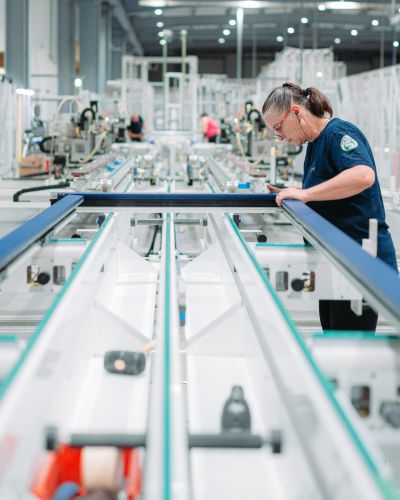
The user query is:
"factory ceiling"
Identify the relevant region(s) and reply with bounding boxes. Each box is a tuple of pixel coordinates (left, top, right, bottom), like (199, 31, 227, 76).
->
(115, 0, 400, 56)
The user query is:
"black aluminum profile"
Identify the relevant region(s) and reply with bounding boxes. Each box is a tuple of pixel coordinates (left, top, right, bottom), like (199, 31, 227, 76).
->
(52, 192, 278, 208)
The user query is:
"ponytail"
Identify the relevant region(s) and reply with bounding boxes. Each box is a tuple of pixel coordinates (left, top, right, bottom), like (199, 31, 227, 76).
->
(304, 87, 333, 118)
(262, 82, 333, 118)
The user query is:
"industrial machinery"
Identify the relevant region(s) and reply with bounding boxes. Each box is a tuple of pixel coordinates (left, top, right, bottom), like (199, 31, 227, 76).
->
(2, 27, 400, 496)
(0, 136, 399, 499)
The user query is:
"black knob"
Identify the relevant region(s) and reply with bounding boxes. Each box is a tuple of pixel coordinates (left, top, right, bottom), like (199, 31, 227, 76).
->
(269, 430, 283, 454)
(96, 214, 106, 227)
(233, 214, 241, 228)
(257, 233, 267, 243)
(45, 425, 58, 451)
(71, 233, 81, 239)
(221, 385, 251, 433)
(37, 272, 50, 285)
(291, 278, 304, 292)
(104, 351, 146, 376)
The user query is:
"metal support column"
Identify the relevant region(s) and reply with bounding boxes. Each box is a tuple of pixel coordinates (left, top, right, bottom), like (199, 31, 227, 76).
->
(236, 8, 243, 79)
(312, 8, 318, 50)
(100, 2, 113, 91)
(111, 33, 125, 80)
(380, 29, 385, 68)
(162, 35, 168, 129)
(79, 0, 102, 92)
(180, 29, 187, 130)
(299, 21, 304, 85)
(392, 28, 398, 66)
(251, 25, 257, 79)
(5, 0, 29, 87)
(58, 0, 75, 95)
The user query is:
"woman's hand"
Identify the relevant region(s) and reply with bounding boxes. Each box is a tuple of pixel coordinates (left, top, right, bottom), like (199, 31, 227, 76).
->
(275, 187, 308, 207)
(266, 183, 282, 193)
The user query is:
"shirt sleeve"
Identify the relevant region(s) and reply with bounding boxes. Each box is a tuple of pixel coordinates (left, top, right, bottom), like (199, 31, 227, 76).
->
(328, 127, 374, 174)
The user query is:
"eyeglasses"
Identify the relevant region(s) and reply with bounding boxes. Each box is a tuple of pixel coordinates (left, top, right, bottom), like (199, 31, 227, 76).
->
(272, 107, 292, 137)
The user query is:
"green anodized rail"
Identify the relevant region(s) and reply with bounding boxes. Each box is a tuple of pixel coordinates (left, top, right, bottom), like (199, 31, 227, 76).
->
(164, 213, 172, 500)
(0, 213, 114, 402)
(227, 214, 398, 499)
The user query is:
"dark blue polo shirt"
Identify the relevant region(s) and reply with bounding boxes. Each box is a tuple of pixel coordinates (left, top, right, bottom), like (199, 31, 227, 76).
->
(303, 117, 397, 271)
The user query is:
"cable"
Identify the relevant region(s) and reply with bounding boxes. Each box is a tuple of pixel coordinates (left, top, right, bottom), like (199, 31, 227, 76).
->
(39, 135, 57, 154)
(144, 214, 162, 257)
(288, 145, 303, 156)
(235, 132, 270, 175)
(79, 107, 95, 131)
(19, 171, 49, 178)
(13, 181, 70, 202)
(78, 131, 107, 164)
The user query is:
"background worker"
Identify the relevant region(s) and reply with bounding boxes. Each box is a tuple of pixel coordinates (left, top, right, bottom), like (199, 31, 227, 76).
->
(262, 82, 398, 332)
(200, 112, 221, 143)
(127, 114, 146, 142)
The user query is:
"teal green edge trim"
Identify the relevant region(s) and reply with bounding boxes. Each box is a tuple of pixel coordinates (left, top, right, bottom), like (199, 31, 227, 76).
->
(207, 181, 216, 194)
(256, 242, 306, 247)
(164, 214, 171, 500)
(0, 213, 114, 403)
(207, 179, 397, 497)
(124, 179, 134, 193)
(226, 214, 398, 499)
(48, 238, 88, 243)
(312, 331, 400, 341)
(0, 335, 18, 343)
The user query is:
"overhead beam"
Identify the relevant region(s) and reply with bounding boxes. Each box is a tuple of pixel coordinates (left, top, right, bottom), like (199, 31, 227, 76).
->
(106, 0, 144, 56)
(138, 0, 398, 10)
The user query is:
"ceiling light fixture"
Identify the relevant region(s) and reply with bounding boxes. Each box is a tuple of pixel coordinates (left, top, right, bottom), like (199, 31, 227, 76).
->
(394, 40, 399, 47)
(325, 2, 361, 9)
(229, 19, 237, 26)
(160, 39, 166, 45)
(223, 29, 231, 36)
(371, 19, 379, 26)
(318, 4, 326, 11)
(287, 27, 295, 34)
(239, 1, 263, 7)
(301, 17, 309, 24)
(156, 21, 164, 28)
(218, 37, 226, 44)
(16, 88, 35, 96)
(154, 8, 163, 15)
(158, 31, 164, 37)
(351, 29, 358, 36)
(334, 37, 341, 44)
(276, 35, 284, 42)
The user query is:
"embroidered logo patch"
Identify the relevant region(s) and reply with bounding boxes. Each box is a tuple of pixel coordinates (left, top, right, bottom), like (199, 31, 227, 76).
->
(340, 135, 358, 152)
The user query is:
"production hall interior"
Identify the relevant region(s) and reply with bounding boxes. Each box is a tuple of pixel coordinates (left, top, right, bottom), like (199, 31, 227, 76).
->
(3, 0, 400, 498)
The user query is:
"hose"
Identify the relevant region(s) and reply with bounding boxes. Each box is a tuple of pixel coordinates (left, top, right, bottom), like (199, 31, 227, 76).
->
(145, 226, 159, 257)
(235, 132, 269, 175)
(79, 107, 95, 131)
(287, 145, 303, 156)
(19, 171, 49, 178)
(13, 181, 70, 202)
(78, 131, 107, 164)
(144, 214, 162, 257)
(39, 135, 57, 154)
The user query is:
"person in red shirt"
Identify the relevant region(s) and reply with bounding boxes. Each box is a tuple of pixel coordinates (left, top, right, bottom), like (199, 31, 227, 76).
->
(200, 113, 221, 143)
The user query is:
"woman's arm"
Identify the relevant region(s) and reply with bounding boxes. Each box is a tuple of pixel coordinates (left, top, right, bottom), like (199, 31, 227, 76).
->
(274, 165, 375, 207)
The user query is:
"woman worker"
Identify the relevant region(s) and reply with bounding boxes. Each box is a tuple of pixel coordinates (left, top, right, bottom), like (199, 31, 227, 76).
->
(200, 112, 221, 143)
(262, 82, 398, 332)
